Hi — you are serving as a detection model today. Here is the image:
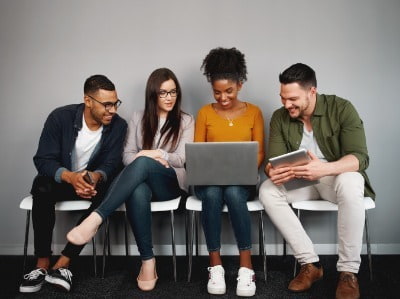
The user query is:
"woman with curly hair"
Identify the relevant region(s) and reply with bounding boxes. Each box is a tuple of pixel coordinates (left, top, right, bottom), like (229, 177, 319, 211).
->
(194, 47, 265, 297)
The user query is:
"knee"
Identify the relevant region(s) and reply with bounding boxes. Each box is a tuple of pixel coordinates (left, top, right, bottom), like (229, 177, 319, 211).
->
(31, 176, 54, 196)
(125, 156, 152, 173)
(335, 172, 364, 197)
(195, 186, 223, 208)
(224, 186, 249, 207)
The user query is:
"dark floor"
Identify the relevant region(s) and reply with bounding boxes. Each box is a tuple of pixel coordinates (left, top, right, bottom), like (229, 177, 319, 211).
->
(2, 254, 399, 298)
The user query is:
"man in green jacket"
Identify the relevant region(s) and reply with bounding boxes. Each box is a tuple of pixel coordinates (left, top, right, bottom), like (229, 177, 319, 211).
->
(259, 63, 375, 299)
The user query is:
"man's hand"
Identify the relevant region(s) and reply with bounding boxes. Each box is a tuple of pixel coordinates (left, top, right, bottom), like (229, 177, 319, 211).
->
(61, 170, 97, 199)
(265, 162, 295, 186)
(291, 151, 328, 181)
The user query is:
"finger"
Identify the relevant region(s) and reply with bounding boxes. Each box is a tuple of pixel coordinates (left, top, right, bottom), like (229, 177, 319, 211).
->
(308, 150, 318, 160)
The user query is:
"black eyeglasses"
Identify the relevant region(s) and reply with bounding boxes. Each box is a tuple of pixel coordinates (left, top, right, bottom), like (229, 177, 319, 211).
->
(158, 89, 178, 98)
(87, 95, 122, 111)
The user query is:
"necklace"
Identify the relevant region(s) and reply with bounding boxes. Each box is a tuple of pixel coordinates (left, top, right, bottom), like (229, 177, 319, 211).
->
(226, 116, 234, 126)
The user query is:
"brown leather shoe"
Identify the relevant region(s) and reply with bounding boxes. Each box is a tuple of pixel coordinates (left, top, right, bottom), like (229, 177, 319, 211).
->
(336, 272, 360, 299)
(288, 263, 323, 292)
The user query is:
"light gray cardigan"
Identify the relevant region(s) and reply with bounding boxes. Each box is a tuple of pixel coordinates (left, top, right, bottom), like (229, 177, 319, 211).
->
(123, 110, 195, 191)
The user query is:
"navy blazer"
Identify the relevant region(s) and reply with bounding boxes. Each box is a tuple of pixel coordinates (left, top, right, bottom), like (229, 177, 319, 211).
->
(33, 103, 127, 183)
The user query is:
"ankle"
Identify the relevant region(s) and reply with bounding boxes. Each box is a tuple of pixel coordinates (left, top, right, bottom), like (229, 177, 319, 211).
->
(36, 257, 50, 270)
(52, 255, 70, 270)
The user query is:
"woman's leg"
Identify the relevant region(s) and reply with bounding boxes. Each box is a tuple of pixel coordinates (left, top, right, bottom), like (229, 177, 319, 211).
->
(67, 157, 178, 245)
(224, 185, 254, 268)
(125, 166, 181, 287)
(194, 185, 224, 266)
(95, 157, 165, 220)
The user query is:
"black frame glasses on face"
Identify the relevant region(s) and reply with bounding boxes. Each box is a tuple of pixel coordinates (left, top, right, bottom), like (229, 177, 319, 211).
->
(87, 95, 122, 111)
(158, 89, 178, 98)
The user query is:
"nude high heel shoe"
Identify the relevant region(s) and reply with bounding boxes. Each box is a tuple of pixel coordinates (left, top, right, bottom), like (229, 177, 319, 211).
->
(67, 212, 102, 245)
(137, 258, 158, 291)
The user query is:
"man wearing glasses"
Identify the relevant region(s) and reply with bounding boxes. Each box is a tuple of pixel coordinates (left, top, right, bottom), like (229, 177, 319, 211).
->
(20, 75, 127, 293)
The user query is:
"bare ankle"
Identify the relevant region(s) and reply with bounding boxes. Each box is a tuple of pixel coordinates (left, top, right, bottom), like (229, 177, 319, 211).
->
(52, 255, 70, 270)
(36, 257, 50, 270)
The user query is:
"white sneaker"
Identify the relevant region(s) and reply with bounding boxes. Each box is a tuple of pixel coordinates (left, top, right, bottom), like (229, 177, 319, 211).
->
(207, 265, 226, 295)
(236, 267, 256, 297)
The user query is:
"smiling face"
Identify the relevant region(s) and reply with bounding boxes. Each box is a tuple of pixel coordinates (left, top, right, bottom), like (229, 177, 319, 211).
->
(157, 79, 177, 118)
(211, 79, 242, 110)
(280, 82, 317, 120)
(84, 88, 119, 129)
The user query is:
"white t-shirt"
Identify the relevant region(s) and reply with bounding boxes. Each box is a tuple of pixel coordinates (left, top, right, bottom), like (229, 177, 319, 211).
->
(71, 115, 103, 172)
(299, 127, 327, 162)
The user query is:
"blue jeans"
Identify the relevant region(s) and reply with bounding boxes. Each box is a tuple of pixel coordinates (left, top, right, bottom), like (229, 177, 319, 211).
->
(95, 157, 182, 260)
(194, 185, 255, 252)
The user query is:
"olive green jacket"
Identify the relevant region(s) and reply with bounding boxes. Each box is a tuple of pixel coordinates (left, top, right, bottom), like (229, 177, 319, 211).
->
(268, 94, 375, 199)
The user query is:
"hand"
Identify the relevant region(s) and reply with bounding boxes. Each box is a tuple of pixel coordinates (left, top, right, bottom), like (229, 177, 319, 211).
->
(154, 157, 170, 168)
(136, 150, 162, 159)
(291, 151, 328, 181)
(266, 162, 296, 186)
(62, 171, 96, 199)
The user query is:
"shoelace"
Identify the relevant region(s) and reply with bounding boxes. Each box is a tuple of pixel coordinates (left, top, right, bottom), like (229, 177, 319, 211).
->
(23, 269, 46, 280)
(340, 273, 356, 282)
(58, 268, 73, 281)
(299, 264, 312, 275)
(208, 267, 224, 283)
(237, 270, 255, 286)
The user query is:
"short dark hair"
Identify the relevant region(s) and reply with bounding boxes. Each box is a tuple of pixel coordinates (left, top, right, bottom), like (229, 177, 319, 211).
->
(84, 74, 115, 94)
(201, 47, 247, 83)
(279, 63, 317, 89)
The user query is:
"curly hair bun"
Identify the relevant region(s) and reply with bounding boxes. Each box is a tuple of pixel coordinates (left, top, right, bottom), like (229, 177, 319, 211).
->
(201, 47, 247, 83)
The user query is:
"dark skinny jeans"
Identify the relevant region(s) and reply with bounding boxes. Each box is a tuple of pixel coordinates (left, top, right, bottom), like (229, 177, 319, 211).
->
(194, 185, 255, 252)
(95, 156, 182, 260)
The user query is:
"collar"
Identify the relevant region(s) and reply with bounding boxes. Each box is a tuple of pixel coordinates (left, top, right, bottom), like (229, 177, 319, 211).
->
(73, 103, 111, 133)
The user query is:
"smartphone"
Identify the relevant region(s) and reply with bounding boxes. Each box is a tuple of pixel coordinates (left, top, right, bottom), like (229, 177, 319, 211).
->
(83, 171, 94, 185)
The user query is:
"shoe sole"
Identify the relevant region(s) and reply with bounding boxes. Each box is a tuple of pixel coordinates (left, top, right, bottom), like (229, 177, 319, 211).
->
(207, 286, 226, 295)
(45, 275, 71, 292)
(288, 276, 323, 293)
(19, 281, 43, 293)
(237, 288, 256, 297)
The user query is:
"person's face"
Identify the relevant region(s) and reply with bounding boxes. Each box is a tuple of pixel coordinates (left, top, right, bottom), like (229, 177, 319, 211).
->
(280, 83, 316, 119)
(157, 79, 177, 117)
(84, 89, 119, 126)
(212, 79, 242, 109)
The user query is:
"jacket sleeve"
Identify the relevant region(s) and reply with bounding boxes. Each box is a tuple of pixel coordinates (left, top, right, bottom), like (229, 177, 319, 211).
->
(267, 109, 290, 160)
(167, 114, 195, 168)
(93, 118, 127, 182)
(33, 112, 67, 179)
(338, 101, 369, 171)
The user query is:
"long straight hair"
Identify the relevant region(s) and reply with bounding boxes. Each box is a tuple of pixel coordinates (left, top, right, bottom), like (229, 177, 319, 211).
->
(141, 68, 182, 150)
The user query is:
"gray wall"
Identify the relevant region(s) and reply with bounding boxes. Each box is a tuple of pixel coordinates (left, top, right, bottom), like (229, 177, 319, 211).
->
(1, 0, 399, 256)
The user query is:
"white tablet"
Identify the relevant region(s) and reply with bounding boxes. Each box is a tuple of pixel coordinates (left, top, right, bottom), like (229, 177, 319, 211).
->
(269, 149, 310, 168)
(269, 149, 319, 190)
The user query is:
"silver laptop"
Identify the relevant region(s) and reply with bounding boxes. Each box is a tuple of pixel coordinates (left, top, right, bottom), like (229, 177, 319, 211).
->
(185, 142, 258, 185)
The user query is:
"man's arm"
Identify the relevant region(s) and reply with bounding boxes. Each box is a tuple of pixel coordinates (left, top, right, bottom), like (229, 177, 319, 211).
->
(90, 117, 127, 182)
(33, 112, 66, 178)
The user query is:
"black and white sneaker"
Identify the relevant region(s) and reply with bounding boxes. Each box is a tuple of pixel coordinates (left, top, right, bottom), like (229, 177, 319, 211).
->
(45, 268, 73, 292)
(19, 268, 47, 293)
